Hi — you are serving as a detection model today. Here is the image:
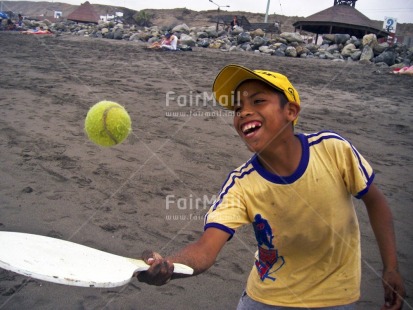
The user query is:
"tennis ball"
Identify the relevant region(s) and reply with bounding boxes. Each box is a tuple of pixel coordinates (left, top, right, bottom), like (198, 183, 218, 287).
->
(85, 101, 132, 147)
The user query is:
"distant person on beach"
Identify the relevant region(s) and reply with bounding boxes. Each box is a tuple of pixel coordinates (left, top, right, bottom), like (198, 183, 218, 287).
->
(6, 19, 16, 31)
(137, 64, 405, 310)
(148, 33, 178, 50)
(17, 14, 23, 27)
(230, 15, 240, 29)
(161, 33, 178, 50)
(21, 26, 51, 34)
(148, 34, 168, 48)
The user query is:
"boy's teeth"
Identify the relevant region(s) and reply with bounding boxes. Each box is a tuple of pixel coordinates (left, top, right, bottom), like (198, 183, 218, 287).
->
(242, 122, 261, 134)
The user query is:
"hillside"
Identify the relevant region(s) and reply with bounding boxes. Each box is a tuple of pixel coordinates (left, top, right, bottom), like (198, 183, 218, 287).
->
(2, 1, 412, 36)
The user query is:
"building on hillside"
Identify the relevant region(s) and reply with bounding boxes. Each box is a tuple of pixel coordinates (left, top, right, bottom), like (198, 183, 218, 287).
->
(210, 15, 250, 30)
(210, 15, 280, 34)
(67, 1, 99, 24)
(293, 0, 389, 42)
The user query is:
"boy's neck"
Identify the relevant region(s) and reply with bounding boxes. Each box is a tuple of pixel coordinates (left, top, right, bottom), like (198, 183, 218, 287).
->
(257, 134, 302, 177)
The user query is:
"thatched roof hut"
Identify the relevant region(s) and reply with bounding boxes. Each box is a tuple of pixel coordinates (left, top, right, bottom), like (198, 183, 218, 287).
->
(293, 0, 389, 39)
(67, 1, 99, 24)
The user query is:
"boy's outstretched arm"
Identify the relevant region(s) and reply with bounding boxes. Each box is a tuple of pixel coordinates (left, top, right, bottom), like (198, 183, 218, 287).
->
(362, 183, 406, 310)
(137, 227, 230, 286)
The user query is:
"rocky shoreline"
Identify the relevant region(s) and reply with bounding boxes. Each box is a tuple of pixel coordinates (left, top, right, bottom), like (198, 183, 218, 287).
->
(16, 19, 413, 68)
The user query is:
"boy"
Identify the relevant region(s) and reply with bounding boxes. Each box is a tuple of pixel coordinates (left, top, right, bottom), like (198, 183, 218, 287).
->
(137, 64, 405, 309)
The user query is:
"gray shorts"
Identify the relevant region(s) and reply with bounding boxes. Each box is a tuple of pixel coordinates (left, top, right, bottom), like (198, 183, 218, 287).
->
(236, 291, 356, 310)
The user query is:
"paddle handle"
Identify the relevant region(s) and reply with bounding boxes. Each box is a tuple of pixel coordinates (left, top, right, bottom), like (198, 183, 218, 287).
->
(128, 259, 193, 275)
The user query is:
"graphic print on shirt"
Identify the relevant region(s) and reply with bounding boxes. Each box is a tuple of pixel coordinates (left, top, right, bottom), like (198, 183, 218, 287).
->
(253, 214, 285, 281)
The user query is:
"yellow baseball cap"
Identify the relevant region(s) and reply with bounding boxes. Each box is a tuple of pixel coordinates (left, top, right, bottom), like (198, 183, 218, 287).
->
(212, 64, 300, 124)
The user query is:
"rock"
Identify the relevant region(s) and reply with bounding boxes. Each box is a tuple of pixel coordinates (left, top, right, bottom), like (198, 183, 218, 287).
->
(285, 46, 297, 57)
(135, 31, 152, 41)
(105, 31, 114, 39)
(375, 62, 389, 68)
(197, 38, 210, 48)
(335, 34, 350, 44)
(347, 36, 360, 47)
(197, 31, 208, 39)
(324, 51, 337, 60)
(172, 23, 190, 33)
(358, 58, 373, 65)
(146, 36, 159, 44)
(77, 29, 88, 36)
(240, 43, 251, 51)
(362, 34, 377, 47)
(373, 51, 396, 66)
(319, 43, 330, 51)
(220, 43, 232, 50)
(341, 43, 356, 57)
(205, 28, 218, 38)
(259, 46, 273, 54)
(305, 43, 319, 53)
(129, 33, 141, 41)
(273, 43, 288, 52)
(322, 39, 333, 45)
(323, 34, 335, 42)
(280, 32, 304, 43)
(113, 28, 123, 40)
(295, 45, 309, 56)
(327, 44, 339, 53)
(273, 49, 285, 57)
(209, 41, 222, 49)
(360, 45, 374, 61)
(275, 36, 288, 45)
(250, 28, 265, 37)
(22, 187, 33, 193)
(350, 50, 362, 60)
(373, 42, 389, 55)
(237, 32, 251, 44)
(252, 36, 266, 49)
(42, 19, 52, 26)
(179, 33, 196, 46)
(231, 26, 244, 35)
(217, 30, 227, 37)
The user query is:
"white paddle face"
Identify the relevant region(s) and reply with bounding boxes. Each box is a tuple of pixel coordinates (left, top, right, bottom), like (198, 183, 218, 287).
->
(0, 232, 193, 288)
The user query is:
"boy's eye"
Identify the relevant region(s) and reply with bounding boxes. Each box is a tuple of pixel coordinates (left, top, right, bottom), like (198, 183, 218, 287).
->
(253, 99, 265, 105)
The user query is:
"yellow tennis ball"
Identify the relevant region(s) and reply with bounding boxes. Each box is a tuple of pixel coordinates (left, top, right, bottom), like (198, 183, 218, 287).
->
(85, 101, 132, 147)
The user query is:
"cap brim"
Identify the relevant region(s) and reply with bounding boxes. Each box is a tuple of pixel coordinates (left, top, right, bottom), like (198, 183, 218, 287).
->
(212, 64, 282, 110)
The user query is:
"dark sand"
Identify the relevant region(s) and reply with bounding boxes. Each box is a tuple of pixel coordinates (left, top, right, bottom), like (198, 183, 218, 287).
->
(0, 32, 412, 309)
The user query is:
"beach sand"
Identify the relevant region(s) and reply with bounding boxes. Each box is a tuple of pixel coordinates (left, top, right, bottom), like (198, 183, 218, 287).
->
(0, 32, 412, 309)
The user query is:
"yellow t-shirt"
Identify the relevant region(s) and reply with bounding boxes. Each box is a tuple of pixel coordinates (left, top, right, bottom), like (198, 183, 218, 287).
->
(204, 131, 374, 307)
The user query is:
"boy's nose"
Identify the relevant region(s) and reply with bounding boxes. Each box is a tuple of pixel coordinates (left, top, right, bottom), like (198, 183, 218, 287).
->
(239, 108, 254, 118)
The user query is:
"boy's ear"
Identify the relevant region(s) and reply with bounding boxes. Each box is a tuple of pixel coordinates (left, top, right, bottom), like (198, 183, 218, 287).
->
(286, 102, 301, 123)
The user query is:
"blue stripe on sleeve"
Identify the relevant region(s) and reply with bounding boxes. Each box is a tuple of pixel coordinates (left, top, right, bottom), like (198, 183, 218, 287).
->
(204, 223, 235, 240)
(355, 172, 375, 199)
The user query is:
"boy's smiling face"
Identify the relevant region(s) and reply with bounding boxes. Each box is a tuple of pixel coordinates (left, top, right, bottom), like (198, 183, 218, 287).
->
(233, 79, 298, 154)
